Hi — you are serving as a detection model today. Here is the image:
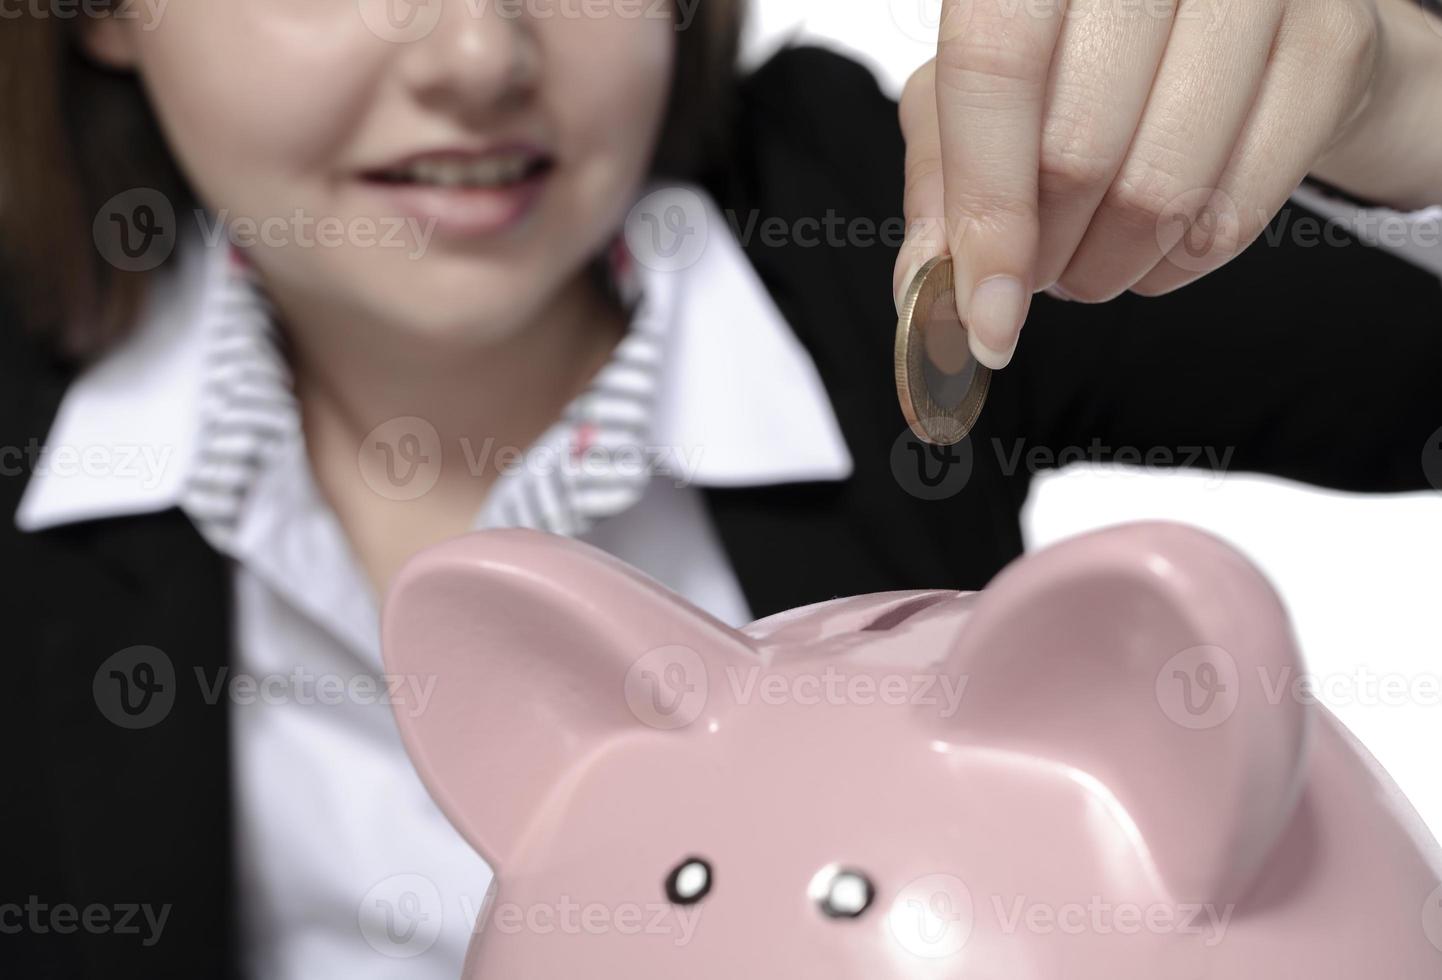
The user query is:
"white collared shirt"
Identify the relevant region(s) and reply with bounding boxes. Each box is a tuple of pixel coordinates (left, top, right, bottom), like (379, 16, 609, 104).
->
(15, 183, 853, 980)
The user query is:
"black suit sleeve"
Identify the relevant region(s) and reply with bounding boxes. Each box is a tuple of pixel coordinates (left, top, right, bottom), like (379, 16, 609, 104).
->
(997, 202, 1442, 493)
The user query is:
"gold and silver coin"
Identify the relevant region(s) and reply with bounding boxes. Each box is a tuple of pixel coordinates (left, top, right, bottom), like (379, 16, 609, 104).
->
(894, 256, 991, 446)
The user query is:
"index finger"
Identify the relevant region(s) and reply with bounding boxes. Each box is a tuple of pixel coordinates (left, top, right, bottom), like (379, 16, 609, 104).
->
(935, 0, 1062, 367)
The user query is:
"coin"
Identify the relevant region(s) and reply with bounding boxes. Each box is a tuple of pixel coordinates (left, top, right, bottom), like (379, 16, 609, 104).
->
(894, 256, 991, 445)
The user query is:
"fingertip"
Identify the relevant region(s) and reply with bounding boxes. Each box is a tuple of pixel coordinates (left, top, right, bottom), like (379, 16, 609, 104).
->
(969, 328, 1018, 371)
(963, 274, 1029, 369)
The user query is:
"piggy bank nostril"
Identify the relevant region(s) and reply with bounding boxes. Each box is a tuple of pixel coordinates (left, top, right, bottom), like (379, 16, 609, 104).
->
(665, 857, 713, 905)
(811, 866, 875, 919)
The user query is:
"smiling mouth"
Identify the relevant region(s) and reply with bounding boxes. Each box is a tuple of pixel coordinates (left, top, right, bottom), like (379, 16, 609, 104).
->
(361, 150, 555, 191)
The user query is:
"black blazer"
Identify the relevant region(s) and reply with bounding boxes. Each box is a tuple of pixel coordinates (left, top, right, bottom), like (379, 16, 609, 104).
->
(4, 46, 1440, 978)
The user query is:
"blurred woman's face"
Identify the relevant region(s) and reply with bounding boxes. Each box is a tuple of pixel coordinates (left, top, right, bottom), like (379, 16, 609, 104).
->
(86, 0, 675, 343)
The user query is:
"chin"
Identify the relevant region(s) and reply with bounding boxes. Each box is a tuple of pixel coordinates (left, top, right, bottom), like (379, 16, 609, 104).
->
(352, 254, 558, 343)
(369, 294, 538, 348)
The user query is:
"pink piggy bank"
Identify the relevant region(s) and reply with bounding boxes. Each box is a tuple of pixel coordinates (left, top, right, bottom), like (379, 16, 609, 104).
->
(382, 521, 1442, 978)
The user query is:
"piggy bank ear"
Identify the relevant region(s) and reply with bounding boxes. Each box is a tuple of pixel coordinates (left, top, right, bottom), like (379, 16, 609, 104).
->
(381, 529, 757, 871)
(932, 522, 1311, 905)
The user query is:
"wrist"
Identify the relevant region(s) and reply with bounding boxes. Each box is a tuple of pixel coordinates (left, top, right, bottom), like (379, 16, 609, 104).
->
(1312, 0, 1442, 210)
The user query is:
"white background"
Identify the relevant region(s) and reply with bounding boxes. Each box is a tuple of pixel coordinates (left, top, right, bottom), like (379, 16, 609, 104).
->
(745, 1, 1442, 840)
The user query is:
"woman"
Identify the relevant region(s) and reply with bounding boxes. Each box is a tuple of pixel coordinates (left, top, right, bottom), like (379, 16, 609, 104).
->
(2, 0, 1440, 977)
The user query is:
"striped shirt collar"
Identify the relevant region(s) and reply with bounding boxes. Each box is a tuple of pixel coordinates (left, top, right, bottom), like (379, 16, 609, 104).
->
(15, 182, 853, 537)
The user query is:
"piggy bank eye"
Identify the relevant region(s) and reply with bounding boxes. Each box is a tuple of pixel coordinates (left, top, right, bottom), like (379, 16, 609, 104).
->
(811, 866, 875, 919)
(665, 857, 713, 905)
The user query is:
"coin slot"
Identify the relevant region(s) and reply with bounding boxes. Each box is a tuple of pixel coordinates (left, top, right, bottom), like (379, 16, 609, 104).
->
(860, 592, 954, 631)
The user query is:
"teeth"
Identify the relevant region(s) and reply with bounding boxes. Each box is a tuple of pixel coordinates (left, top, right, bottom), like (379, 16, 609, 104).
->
(394, 153, 534, 188)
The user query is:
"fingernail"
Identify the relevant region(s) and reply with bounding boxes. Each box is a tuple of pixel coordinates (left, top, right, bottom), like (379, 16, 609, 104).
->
(966, 275, 1028, 368)
(968, 327, 1018, 370)
(1043, 283, 1074, 302)
(894, 254, 925, 314)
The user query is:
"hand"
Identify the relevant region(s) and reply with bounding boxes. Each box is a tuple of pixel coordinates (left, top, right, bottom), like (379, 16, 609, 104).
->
(895, 0, 1387, 368)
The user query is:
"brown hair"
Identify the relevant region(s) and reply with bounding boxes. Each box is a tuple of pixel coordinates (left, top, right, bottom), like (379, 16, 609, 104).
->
(0, 0, 744, 363)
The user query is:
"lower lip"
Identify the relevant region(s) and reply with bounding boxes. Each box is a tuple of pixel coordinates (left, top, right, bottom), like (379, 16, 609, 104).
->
(360, 169, 549, 240)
